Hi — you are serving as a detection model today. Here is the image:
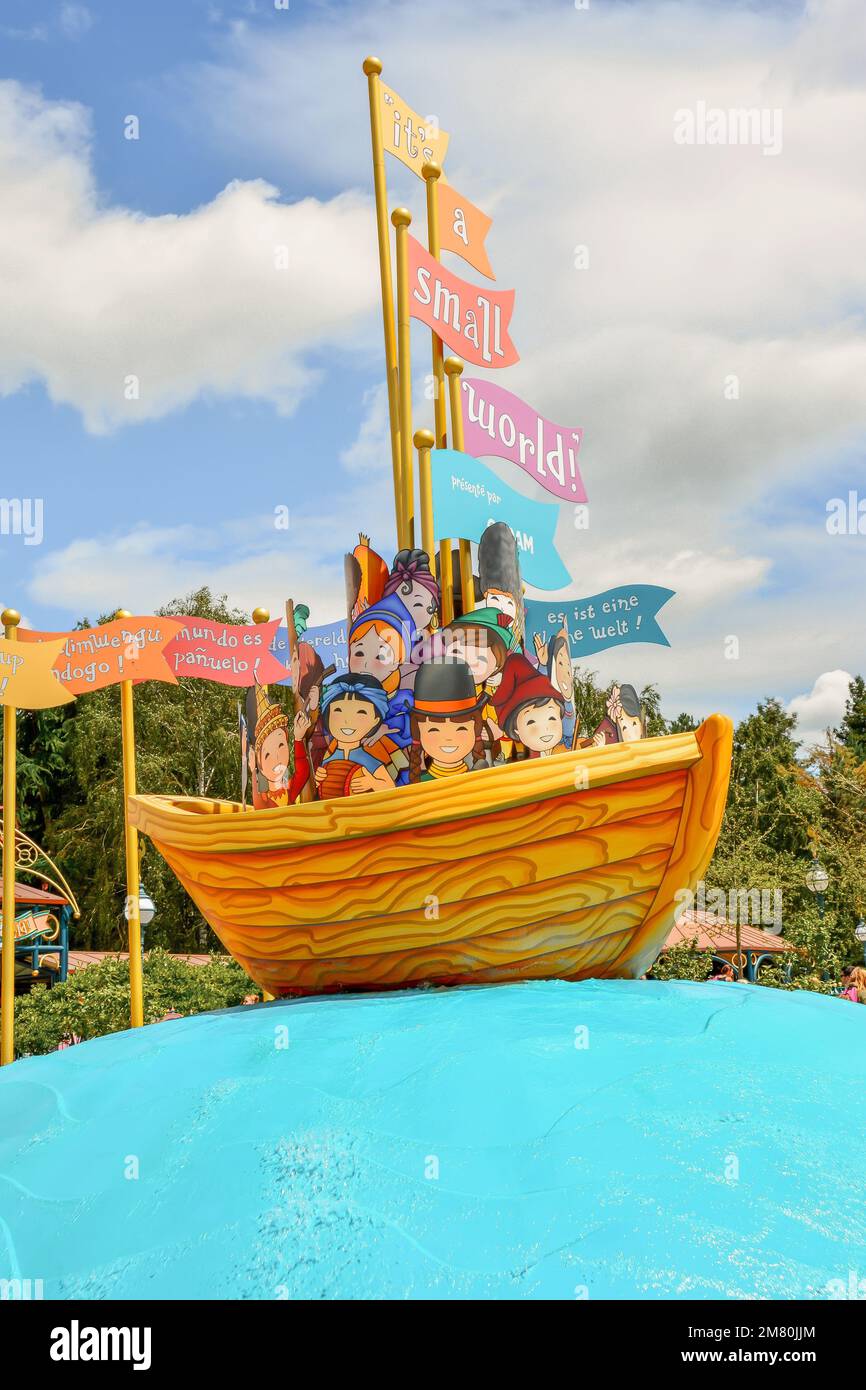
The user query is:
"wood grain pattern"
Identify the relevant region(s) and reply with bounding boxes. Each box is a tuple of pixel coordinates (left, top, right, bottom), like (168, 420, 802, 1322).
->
(130, 716, 732, 996)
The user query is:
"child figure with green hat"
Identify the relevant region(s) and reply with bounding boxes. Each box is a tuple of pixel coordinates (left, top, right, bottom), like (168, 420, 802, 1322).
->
(443, 605, 520, 760)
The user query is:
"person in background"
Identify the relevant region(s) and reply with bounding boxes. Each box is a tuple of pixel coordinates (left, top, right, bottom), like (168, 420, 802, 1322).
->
(840, 964, 866, 1002)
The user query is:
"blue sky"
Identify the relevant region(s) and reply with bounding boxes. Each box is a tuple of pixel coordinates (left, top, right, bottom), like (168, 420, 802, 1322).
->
(0, 0, 864, 741)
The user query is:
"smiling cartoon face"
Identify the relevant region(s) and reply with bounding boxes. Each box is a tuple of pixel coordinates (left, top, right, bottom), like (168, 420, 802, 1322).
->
(418, 715, 476, 766)
(553, 643, 572, 701)
(444, 627, 502, 684)
(258, 726, 290, 786)
(397, 578, 438, 636)
(617, 711, 644, 742)
(514, 698, 563, 753)
(349, 625, 401, 684)
(327, 697, 379, 746)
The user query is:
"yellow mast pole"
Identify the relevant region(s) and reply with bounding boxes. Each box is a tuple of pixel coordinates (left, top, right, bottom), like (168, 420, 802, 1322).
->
(115, 609, 144, 1030)
(444, 357, 475, 613)
(284, 599, 313, 804)
(414, 429, 436, 559)
(1, 608, 20, 1065)
(362, 57, 404, 548)
(252, 606, 275, 1001)
(392, 207, 415, 548)
(422, 160, 455, 622)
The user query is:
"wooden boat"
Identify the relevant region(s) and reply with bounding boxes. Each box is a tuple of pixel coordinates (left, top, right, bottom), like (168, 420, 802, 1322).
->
(129, 714, 731, 996)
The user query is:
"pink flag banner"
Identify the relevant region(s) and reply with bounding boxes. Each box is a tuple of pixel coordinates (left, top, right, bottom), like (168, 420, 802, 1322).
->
(164, 619, 287, 687)
(461, 377, 586, 503)
(407, 234, 518, 369)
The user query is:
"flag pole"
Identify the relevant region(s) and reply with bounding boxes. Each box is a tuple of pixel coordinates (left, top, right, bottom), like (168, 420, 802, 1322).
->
(1, 608, 20, 1065)
(252, 607, 275, 1000)
(362, 56, 404, 548)
(421, 160, 456, 621)
(284, 598, 313, 804)
(392, 207, 415, 547)
(116, 610, 144, 1029)
(414, 429, 436, 558)
(444, 357, 475, 613)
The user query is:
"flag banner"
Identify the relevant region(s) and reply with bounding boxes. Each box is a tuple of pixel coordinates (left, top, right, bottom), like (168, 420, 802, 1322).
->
(431, 448, 570, 590)
(437, 180, 495, 279)
(524, 585, 675, 660)
(462, 377, 587, 503)
(164, 619, 286, 687)
(21, 618, 183, 694)
(269, 619, 349, 686)
(0, 635, 75, 708)
(408, 235, 518, 369)
(379, 81, 449, 179)
(0, 908, 58, 948)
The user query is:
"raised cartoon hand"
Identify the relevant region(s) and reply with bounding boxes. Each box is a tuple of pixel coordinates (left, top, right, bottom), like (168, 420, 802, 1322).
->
(533, 632, 548, 666)
(293, 709, 311, 741)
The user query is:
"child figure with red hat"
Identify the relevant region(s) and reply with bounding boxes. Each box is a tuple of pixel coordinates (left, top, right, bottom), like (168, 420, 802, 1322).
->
(492, 653, 568, 759)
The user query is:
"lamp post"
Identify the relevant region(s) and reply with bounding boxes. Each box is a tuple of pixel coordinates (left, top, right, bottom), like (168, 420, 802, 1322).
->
(805, 860, 829, 920)
(855, 918, 866, 966)
(137, 883, 155, 950)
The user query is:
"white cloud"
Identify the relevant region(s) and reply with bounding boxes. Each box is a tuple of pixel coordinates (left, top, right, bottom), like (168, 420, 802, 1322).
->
(0, 81, 379, 432)
(59, 4, 93, 40)
(786, 668, 853, 748)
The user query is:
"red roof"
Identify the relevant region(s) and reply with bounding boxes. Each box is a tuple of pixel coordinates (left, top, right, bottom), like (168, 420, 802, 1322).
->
(0, 878, 69, 907)
(667, 909, 793, 954)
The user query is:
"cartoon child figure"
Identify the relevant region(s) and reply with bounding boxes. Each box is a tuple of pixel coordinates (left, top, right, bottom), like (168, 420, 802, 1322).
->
(244, 684, 311, 808)
(409, 659, 486, 783)
(592, 684, 647, 746)
(348, 592, 418, 780)
(314, 672, 407, 799)
(493, 653, 567, 759)
(383, 548, 441, 646)
(444, 606, 520, 758)
(533, 624, 578, 748)
(290, 639, 334, 775)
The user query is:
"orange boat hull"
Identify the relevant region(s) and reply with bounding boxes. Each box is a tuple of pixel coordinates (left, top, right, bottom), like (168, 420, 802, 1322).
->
(130, 715, 732, 995)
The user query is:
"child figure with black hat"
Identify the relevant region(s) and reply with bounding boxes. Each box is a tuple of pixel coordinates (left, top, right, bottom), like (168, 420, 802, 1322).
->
(409, 659, 486, 783)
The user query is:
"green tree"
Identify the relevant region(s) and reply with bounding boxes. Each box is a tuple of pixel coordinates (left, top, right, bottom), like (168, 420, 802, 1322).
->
(834, 675, 866, 764)
(667, 712, 699, 733)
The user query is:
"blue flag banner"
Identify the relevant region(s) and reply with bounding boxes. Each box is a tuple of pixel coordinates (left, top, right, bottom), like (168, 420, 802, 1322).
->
(524, 585, 675, 659)
(431, 448, 571, 590)
(269, 618, 349, 685)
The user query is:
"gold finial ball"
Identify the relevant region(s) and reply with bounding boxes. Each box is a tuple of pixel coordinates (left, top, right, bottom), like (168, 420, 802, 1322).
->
(115, 609, 131, 620)
(1, 608, 21, 629)
(414, 428, 435, 449)
(422, 161, 441, 182)
(362, 56, 383, 76)
(444, 356, 464, 377)
(252, 607, 270, 625)
(391, 207, 412, 228)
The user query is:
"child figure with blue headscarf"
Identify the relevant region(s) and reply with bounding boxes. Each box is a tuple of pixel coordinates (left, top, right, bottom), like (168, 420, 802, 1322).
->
(314, 672, 409, 799)
(347, 591, 419, 784)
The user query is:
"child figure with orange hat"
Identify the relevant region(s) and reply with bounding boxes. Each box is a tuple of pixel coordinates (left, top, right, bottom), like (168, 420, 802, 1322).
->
(244, 685, 311, 808)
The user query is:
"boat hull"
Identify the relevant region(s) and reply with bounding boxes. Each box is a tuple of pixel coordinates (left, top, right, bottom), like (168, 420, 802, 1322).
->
(130, 715, 732, 995)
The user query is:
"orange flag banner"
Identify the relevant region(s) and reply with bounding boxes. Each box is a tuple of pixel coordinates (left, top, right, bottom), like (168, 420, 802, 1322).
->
(408, 234, 518, 368)
(437, 180, 495, 280)
(0, 635, 75, 709)
(19, 617, 183, 695)
(379, 80, 449, 179)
